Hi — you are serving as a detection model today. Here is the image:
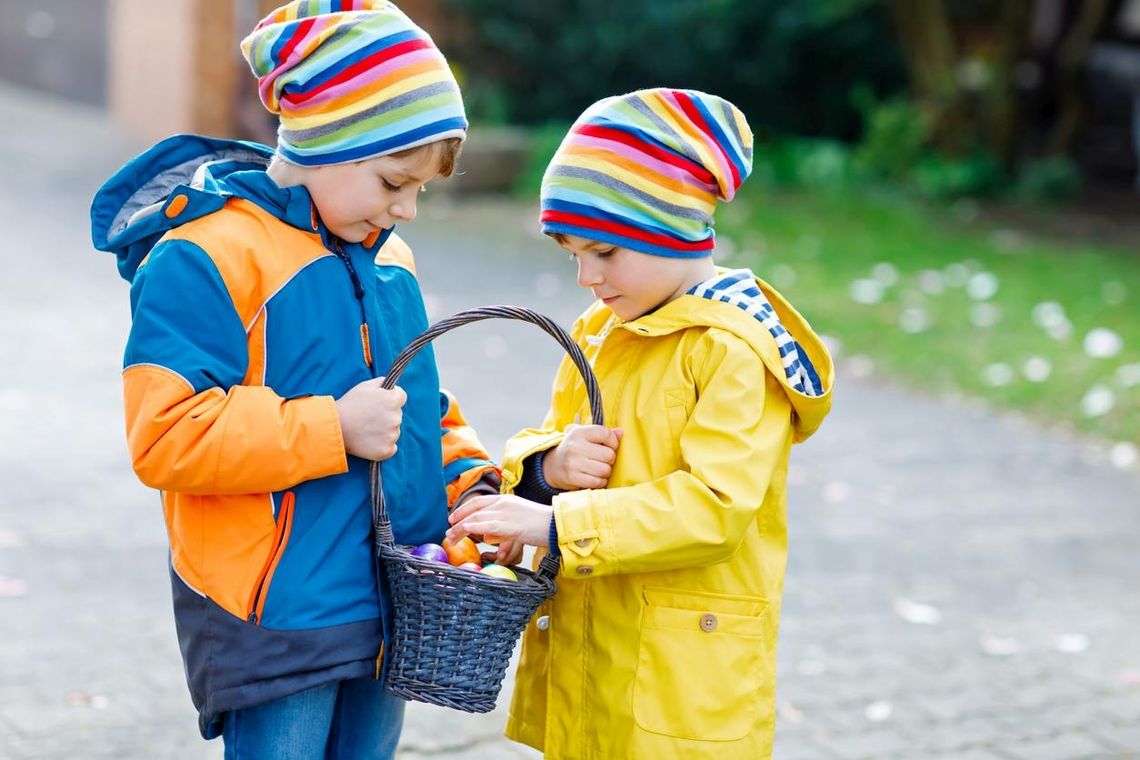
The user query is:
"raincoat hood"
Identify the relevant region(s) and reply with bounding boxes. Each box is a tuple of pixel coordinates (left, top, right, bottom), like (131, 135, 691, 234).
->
(613, 270, 833, 443)
(90, 135, 282, 283)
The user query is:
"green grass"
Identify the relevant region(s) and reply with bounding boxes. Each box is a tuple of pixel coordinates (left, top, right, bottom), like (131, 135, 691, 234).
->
(717, 185, 1140, 445)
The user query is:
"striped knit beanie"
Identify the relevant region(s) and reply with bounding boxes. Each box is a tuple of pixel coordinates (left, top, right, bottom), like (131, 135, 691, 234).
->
(540, 88, 753, 258)
(241, 0, 466, 166)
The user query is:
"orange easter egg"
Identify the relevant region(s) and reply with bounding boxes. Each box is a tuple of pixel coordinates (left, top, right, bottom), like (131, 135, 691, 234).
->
(442, 535, 482, 567)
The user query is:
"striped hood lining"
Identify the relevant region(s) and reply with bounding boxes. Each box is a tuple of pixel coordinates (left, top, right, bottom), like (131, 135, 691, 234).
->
(688, 269, 824, 397)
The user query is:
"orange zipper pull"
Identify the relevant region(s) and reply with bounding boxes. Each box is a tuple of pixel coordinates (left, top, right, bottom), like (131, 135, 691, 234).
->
(360, 323, 373, 368)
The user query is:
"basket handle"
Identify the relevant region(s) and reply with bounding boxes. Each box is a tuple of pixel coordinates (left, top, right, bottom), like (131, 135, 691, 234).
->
(370, 306, 605, 581)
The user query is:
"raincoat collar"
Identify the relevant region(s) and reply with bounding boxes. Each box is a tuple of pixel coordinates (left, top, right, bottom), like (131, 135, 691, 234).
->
(605, 268, 834, 441)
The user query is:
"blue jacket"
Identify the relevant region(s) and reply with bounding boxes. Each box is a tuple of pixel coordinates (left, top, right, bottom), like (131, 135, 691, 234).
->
(90, 135, 495, 738)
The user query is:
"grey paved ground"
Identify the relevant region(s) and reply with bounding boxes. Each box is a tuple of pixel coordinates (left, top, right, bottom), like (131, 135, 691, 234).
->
(1, 83, 1138, 759)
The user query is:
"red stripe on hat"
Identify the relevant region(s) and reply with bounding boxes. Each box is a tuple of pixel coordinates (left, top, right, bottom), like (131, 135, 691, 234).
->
(282, 38, 432, 105)
(574, 124, 716, 188)
(276, 18, 316, 67)
(673, 91, 741, 191)
(541, 210, 714, 252)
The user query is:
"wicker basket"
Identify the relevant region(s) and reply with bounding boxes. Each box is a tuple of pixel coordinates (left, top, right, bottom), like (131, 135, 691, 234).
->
(371, 305, 604, 712)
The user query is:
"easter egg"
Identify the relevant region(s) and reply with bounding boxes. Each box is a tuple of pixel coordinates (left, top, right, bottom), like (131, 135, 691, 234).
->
(457, 562, 483, 572)
(410, 543, 448, 563)
(442, 535, 482, 567)
(480, 564, 518, 582)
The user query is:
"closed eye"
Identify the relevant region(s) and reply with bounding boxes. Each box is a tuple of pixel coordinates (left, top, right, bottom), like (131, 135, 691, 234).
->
(382, 178, 403, 192)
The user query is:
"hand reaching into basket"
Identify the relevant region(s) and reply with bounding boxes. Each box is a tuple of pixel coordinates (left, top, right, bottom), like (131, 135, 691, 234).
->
(335, 377, 406, 461)
(446, 494, 553, 554)
(542, 424, 623, 490)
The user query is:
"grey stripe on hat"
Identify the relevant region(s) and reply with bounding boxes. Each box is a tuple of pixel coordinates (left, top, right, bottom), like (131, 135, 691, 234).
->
(719, 101, 751, 162)
(623, 96, 706, 168)
(549, 165, 711, 225)
(281, 80, 459, 143)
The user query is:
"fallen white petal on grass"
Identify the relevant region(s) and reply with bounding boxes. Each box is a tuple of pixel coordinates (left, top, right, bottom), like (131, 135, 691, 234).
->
(822, 481, 851, 504)
(871, 262, 899, 286)
(1102, 280, 1127, 305)
(1050, 634, 1090, 654)
(797, 235, 822, 258)
(981, 636, 1021, 656)
(894, 598, 942, 625)
(1023, 357, 1052, 383)
(850, 279, 885, 305)
(1047, 319, 1074, 341)
(1032, 301, 1067, 329)
(0, 576, 28, 598)
(864, 701, 893, 722)
(846, 355, 875, 379)
(1083, 328, 1124, 359)
(1080, 385, 1116, 418)
(1116, 363, 1140, 389)
(0, 389, 27, 411)
(797, 660, 827, 676)
(991, 229, 1025, 252)
(772, 264, 797, 289)
(777, 702, 805, 723)
(534, 273, 561, 299)
(970, 302, 1001, 328)
(898, 307, 929, 333)
(820, 334, 842, 359)
(982, 363, 1014, 387)
(918, 269, 945, 295)
(966, 272, 999, 301)
(1110, 442, 1138, 470)
(944, 262, 971, 287)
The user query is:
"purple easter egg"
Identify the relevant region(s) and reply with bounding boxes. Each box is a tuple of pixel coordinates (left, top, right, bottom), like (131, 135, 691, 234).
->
(410, 543, 449, 563)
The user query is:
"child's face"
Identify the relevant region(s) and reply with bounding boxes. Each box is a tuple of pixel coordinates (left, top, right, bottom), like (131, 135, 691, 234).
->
(305, 144, 444, 243)
(558, 234, 701, 321)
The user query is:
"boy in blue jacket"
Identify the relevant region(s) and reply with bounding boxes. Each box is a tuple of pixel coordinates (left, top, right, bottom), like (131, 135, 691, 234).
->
(89, 3, 496, 757)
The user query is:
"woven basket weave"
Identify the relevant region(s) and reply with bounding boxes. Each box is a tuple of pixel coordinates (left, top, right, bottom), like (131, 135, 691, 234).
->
(372, 305, 604, 712)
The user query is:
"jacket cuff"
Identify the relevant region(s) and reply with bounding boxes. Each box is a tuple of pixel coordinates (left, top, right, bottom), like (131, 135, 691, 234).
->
(544, 517, 558, 558)
(515, 450, 562, 505)
(552, 489, 607, 577)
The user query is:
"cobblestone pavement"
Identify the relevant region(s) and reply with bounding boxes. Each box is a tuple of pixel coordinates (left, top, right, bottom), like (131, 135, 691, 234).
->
(1, 85, 1138, 759)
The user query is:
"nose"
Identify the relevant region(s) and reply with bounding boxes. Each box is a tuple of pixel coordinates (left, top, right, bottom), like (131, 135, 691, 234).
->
(577, 257, 602, 288)
(390, 195, 418, 223)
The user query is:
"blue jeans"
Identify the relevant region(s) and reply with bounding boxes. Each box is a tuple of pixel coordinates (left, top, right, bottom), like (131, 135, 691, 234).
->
(222, 678, 406, 760)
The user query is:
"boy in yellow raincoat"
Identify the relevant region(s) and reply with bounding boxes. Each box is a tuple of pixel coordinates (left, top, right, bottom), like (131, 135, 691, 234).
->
(448, 88, 833, 759)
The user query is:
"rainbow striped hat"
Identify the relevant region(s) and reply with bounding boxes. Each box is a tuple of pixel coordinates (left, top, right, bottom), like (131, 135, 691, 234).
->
(540, 88, 753, 258)
(241, 0, 466, 166)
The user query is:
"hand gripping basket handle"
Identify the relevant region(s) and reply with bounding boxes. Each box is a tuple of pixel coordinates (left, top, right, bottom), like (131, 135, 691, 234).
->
(370, 305, 605, 581)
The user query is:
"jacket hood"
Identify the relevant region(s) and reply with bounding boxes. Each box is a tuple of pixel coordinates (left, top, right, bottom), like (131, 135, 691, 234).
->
(607, 268, 834, 442)
(90, 135, 278, 282)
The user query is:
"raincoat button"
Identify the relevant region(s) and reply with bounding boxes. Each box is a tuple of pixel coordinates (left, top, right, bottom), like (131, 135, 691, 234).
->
(576, 565, 593, 576)
(700, 613, 717, 632)
(536, 615, 550, 631)
(574, 538, 591, 548)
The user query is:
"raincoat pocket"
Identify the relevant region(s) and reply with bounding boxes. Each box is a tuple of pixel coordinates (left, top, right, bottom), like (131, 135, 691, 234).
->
(632, 586, 768, 742)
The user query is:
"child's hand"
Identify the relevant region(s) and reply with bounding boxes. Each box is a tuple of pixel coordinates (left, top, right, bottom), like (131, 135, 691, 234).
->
(335, 377, 407, 461)
(447, 494, 553, 548)
(542, 425, 623, 490)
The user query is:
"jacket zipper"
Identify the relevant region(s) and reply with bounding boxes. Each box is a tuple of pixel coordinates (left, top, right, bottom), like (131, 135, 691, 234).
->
(247, 491, 296, 624)
(331, 238, 377, 374)
(329, 236, 386, 679)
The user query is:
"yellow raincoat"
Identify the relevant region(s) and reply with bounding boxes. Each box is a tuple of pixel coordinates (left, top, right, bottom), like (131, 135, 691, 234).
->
(500, 274, 833, 759)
